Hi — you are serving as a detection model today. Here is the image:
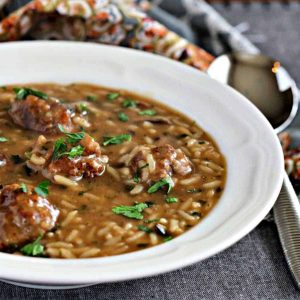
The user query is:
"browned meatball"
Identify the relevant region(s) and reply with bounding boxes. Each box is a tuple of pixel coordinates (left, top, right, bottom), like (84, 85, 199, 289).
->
(0, 184, 59, 250)
(124, 144, 192, 185)
(27, 134, 108, 184)
(9, 95, 74, 133)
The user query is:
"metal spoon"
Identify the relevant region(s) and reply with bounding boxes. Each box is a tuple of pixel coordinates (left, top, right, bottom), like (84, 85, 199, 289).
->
(207, 52, 300, 288)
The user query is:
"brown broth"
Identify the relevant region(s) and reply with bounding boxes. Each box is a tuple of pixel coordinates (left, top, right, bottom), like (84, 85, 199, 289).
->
(0, 83, 226, 258)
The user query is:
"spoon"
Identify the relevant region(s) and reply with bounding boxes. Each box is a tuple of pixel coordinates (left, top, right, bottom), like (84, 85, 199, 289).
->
(207, 52, 300, 288)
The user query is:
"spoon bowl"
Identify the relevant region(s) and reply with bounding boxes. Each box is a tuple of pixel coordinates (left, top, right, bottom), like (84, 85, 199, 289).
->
(207, 52, 299, 133)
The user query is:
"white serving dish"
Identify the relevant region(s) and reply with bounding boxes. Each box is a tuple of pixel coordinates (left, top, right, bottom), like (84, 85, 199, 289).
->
(0, 41, 283, 289)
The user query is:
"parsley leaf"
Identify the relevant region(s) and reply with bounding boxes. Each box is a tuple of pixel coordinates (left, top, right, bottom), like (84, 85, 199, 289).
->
(144, 218, 160, 224)
(166, 196, 178, 203)
(137, 225, 152, 233)
(34, 180, 50, 197)
(57, 124, 85, 143)
(20, 183, 27, 193)
(86, 95, 97, 102)
(52, 137, 67, 160)
(122, 99, 137, 108)
(164, 236, 173, 242)
(103, 134, 131, 146)
(63, 145, 85, 158)
(106, 92, 120, 101)
(138, 109, 157, 116)
(13, 87, 48, 100)
(78, 103, 88, 113)
(0, 137, 8, 142)
(20, 235, 44, 256)
(133, 164, 149, 183)
(148, 177, 174, 194)
(112, 203, 148, 220)
(118, 111, 129, 122)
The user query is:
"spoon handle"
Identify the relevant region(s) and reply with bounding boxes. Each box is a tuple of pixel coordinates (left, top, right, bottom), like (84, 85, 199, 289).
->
(273, 172, 300, 288)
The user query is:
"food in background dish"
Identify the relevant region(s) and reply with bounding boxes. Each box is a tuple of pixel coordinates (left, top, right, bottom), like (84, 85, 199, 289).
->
(0, 84, 226, 258)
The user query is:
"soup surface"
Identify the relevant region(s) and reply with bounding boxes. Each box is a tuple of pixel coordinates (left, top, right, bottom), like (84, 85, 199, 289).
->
(0, 83, 226, 258)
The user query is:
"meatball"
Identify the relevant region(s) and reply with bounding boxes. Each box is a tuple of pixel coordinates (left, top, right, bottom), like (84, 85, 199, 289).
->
(123, 144, 192, 185)
(9, 95, 90, 134)
(0, 184, 59, 250)
(27, 134, 108, 184)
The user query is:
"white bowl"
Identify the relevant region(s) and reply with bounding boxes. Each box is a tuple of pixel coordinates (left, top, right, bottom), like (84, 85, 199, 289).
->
(0, 41, 283, 289)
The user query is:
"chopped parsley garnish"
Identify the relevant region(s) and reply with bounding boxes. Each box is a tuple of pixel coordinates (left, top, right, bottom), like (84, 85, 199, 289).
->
(106, 92, 120, 101)
(122, 99, 137, 108)
(61, 145, 85, 158)
(164, 236, 173, 242)
(133, 163, 149, 183)
(138, 109, 157, 116)
(52, 137, 67, 160)
(20, 235, 44, 257)
(78, 103, 88, 113)
(13, 87, 48, 100)
(144, 218, 160, 224)
(166, 196, 178, 203)
(0, 137, 8, 142)
(10, 155, 24, 164)
(148, 177, 174, 194)
(103, 134, 132, 146)
(137, 225, 152, 233)
(65, 132, 85, 144)
(86, 95, 97, 102)
(118, 111, 129, 122)
(187, 188, 202, 193)
(112, 203, 148, 220)
(20, 183, 27, 193)
(34, 180, 50, 197)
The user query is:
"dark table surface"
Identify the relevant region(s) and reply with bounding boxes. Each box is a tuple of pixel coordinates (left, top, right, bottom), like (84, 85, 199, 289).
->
(1, 2, 300, 299)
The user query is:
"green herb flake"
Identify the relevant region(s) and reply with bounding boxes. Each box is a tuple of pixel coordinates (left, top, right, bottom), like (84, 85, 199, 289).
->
(63, 145, 85, 158)
(20, 235, 44, 257)
(137, 225, 152, 233)
(164, 236, 173, 242)
(86, 95, 97, 102)
(52, 137, 67, 160)
(0, 137, 8, 142)
(106, 92, 120, 101)
(34, 180, 50, 197)
(118, 111, 129, 122)
(122, 99, 137, 108)
(133, 163, 149, 183)
(166, 196, 178, 203)
(138, 109, 157, 116)
(144, 218, 160, 224)
(20, 183, 27, 193)
(112, 203, 148, 220)
(13, 87, 48, 100)
(148, 177, 174, 194)
(78, 103, 88, 113)
(103, 134, 131, 146)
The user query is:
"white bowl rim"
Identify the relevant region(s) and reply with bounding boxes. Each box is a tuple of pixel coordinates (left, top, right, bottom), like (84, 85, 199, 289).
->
(0, 41, 284, 286)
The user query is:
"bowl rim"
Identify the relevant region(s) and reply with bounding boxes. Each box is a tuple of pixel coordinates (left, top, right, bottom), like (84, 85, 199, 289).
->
(0, 41, 284, 286)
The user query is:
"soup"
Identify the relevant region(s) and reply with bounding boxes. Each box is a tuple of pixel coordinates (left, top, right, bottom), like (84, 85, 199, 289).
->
(0, 83, 226, 258)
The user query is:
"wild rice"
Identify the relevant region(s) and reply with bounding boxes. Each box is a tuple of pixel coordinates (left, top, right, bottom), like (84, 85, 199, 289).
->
(130, 184, 144, 195)
(126, 231, 145, 243)
(178, 210, 195, 222)
(180, 176, 200, 185)
(54, 175, 78, 187)
(46, 248, 60, 257)
(149, 233, 158, 245)
(60, 248, 76, 259)
(80, 248, 101, 258)
(61, 200, 77, 209)
(107, 165, 120, 181)
(61, 210, 78, 227)
(104, 236, 122, 246)
(179, 197, 193, 210)
(201, 180, 221, 189)
(46, 242, 73, 249)
(66, 230, 79, 242)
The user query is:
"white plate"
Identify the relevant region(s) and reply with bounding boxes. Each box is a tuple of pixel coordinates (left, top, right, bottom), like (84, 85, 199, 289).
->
(0, 41, 284, 289)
